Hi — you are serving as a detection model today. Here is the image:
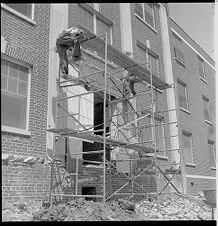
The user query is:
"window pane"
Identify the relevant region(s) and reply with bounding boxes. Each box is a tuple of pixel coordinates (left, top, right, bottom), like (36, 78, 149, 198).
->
(155, 118, 165, 153)
(19, 66, 29, 82)
(1, 75, 7, 90)
(1, 91, 27, 129)
(144, 3, 154, 27)
(178, 83, 188, 109)
(1, 59, 9, 75)
(137, 46, 147, 66)
(203, 98, 210, 121)
(6, 4, 32, 18)
(183, 134, 193, 163)
(8, 77, 18, 93)
(96, 17, 111, 44)
(9, 62, 19, 79)
(78, 6, 94, 33)
(149, 53, 158, 75)
(198, 58, 204, 78)
(18, 81, 28, 96)
(134, 3, 143, 19)
(175, 47, 185, 64)
(208, 142, 216, 167)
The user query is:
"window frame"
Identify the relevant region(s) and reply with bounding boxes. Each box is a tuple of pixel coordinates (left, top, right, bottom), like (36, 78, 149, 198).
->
(182, 131, 194, 165)
(143, 115, 168, 160)
(202, 95, 212, 123)
(172, 32, 185, 66)
(1, 56, 31, 136)
(137, 41, 160, 77)
(151, 117, 166, 157)
(177, 80, 189, 112)
(134, 3, 156, 31)
(78, 4, 113, 45)
(1, 3, 35, 25)
(197, 55, 206, 81)
(208, 140, 216, 169)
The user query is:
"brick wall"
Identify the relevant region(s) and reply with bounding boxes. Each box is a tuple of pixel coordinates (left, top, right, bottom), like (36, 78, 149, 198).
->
(2, 164, 51, 202)
(1, 4, 50, 201)
(169, 16, 216, 190)
(186, 178, 216, 195)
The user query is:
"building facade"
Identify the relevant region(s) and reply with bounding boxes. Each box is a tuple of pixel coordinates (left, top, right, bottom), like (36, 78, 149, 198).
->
(1, 3, 216, 201)
(169, 17, 216, 194)
(1, 3, 51, 201)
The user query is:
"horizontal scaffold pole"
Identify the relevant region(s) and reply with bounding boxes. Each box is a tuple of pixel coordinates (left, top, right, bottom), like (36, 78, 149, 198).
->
(106, 112, 151, 136)
(57, 88, 103, 101)
(59, 69, 105, 85)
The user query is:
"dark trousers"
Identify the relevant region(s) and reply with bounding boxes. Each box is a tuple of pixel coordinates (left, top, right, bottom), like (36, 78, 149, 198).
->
(56, 35, 81, 75)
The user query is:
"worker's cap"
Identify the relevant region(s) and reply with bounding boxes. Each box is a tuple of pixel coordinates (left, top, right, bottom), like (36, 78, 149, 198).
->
(64, 27, 84, 35)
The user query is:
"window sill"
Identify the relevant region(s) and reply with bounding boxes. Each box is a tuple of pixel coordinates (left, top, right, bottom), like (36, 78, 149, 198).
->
(135, 14, 157, 34)
(179, 107, 190, 114)
(1, 126, 31, 137)
(1, 4, 36, 25)
(175, 58, 185, 67)
(205, 120, 213, 125)
(200, 77, 208, 84)
(210, 167, 216, 170)
(185, 163, 196, 167)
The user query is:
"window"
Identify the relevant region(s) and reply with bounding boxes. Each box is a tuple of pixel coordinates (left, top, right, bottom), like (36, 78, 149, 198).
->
(208, 140, 216, 168)
(172, 32, 185, 65)
(142, 116, 166, 156)
(1, 58, 30, 131)
(202, 96, 211, 122)
(78, 4, 112, 44)
(137, 42, 159, 77)
(197, 56, 206, 80)
(148, 52, 159, 75)
(177, 81, 189, 110)
(134, 3, 155, 29)
(182, 131, 194, 164)
(153, 118, 166, 156)
(5, 4, 33, 19)
(173, 46, 185, 65)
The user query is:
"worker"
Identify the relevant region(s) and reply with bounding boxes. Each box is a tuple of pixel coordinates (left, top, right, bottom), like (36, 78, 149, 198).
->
(56, 27, 84, 78)
(128, 73, 137, 96)
(123, 72, 137, 96)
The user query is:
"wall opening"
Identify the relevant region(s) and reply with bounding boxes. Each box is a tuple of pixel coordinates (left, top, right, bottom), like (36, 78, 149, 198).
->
(82, 186, 97, 201)
(83, 92, 115, 165)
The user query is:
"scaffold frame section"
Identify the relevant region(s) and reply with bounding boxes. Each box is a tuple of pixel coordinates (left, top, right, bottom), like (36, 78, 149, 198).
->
(48, 28, 184, 207)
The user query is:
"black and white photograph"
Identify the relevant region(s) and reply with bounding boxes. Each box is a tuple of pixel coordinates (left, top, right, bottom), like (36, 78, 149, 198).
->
(1, 2, 216, 222)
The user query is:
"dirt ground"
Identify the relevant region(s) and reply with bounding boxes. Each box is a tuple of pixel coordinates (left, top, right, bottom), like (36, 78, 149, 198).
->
(2, 193, 214, 221)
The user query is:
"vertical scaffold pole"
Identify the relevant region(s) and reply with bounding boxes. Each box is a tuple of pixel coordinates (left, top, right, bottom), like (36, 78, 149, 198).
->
(149, 60, 159, 210)
(103, 32, 108, 205)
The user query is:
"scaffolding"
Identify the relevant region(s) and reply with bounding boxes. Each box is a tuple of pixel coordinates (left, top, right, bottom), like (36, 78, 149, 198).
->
(47, 26, 185, 208)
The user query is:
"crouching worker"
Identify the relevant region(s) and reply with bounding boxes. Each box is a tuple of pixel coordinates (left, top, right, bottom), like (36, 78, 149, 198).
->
(56, 27, 84, 78)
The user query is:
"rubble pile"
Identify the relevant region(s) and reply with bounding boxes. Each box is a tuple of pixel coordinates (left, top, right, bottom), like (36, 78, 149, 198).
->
(2, 193, 213, 221)
(135, 194, 212, 220)
(33, 198, 137, 221)
(2, 200, 42, 221)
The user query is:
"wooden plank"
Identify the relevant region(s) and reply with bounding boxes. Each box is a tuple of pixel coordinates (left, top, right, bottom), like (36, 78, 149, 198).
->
(47, 128, 156, 153)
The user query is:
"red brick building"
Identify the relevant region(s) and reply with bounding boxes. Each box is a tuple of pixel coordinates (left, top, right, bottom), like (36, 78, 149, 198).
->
(1, 3, 215, 202)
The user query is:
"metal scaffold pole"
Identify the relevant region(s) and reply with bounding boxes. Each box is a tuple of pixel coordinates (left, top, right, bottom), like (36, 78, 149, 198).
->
(103, 32, 108, 205)
(149, 59, 159, 209)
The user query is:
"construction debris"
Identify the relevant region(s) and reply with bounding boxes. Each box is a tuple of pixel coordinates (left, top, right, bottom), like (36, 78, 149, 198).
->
(2, 193, 214, 221)
(2, 153, 47, 166)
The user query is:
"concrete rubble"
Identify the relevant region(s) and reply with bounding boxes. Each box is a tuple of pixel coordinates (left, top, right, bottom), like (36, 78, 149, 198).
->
(2, 193, 214, 221)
